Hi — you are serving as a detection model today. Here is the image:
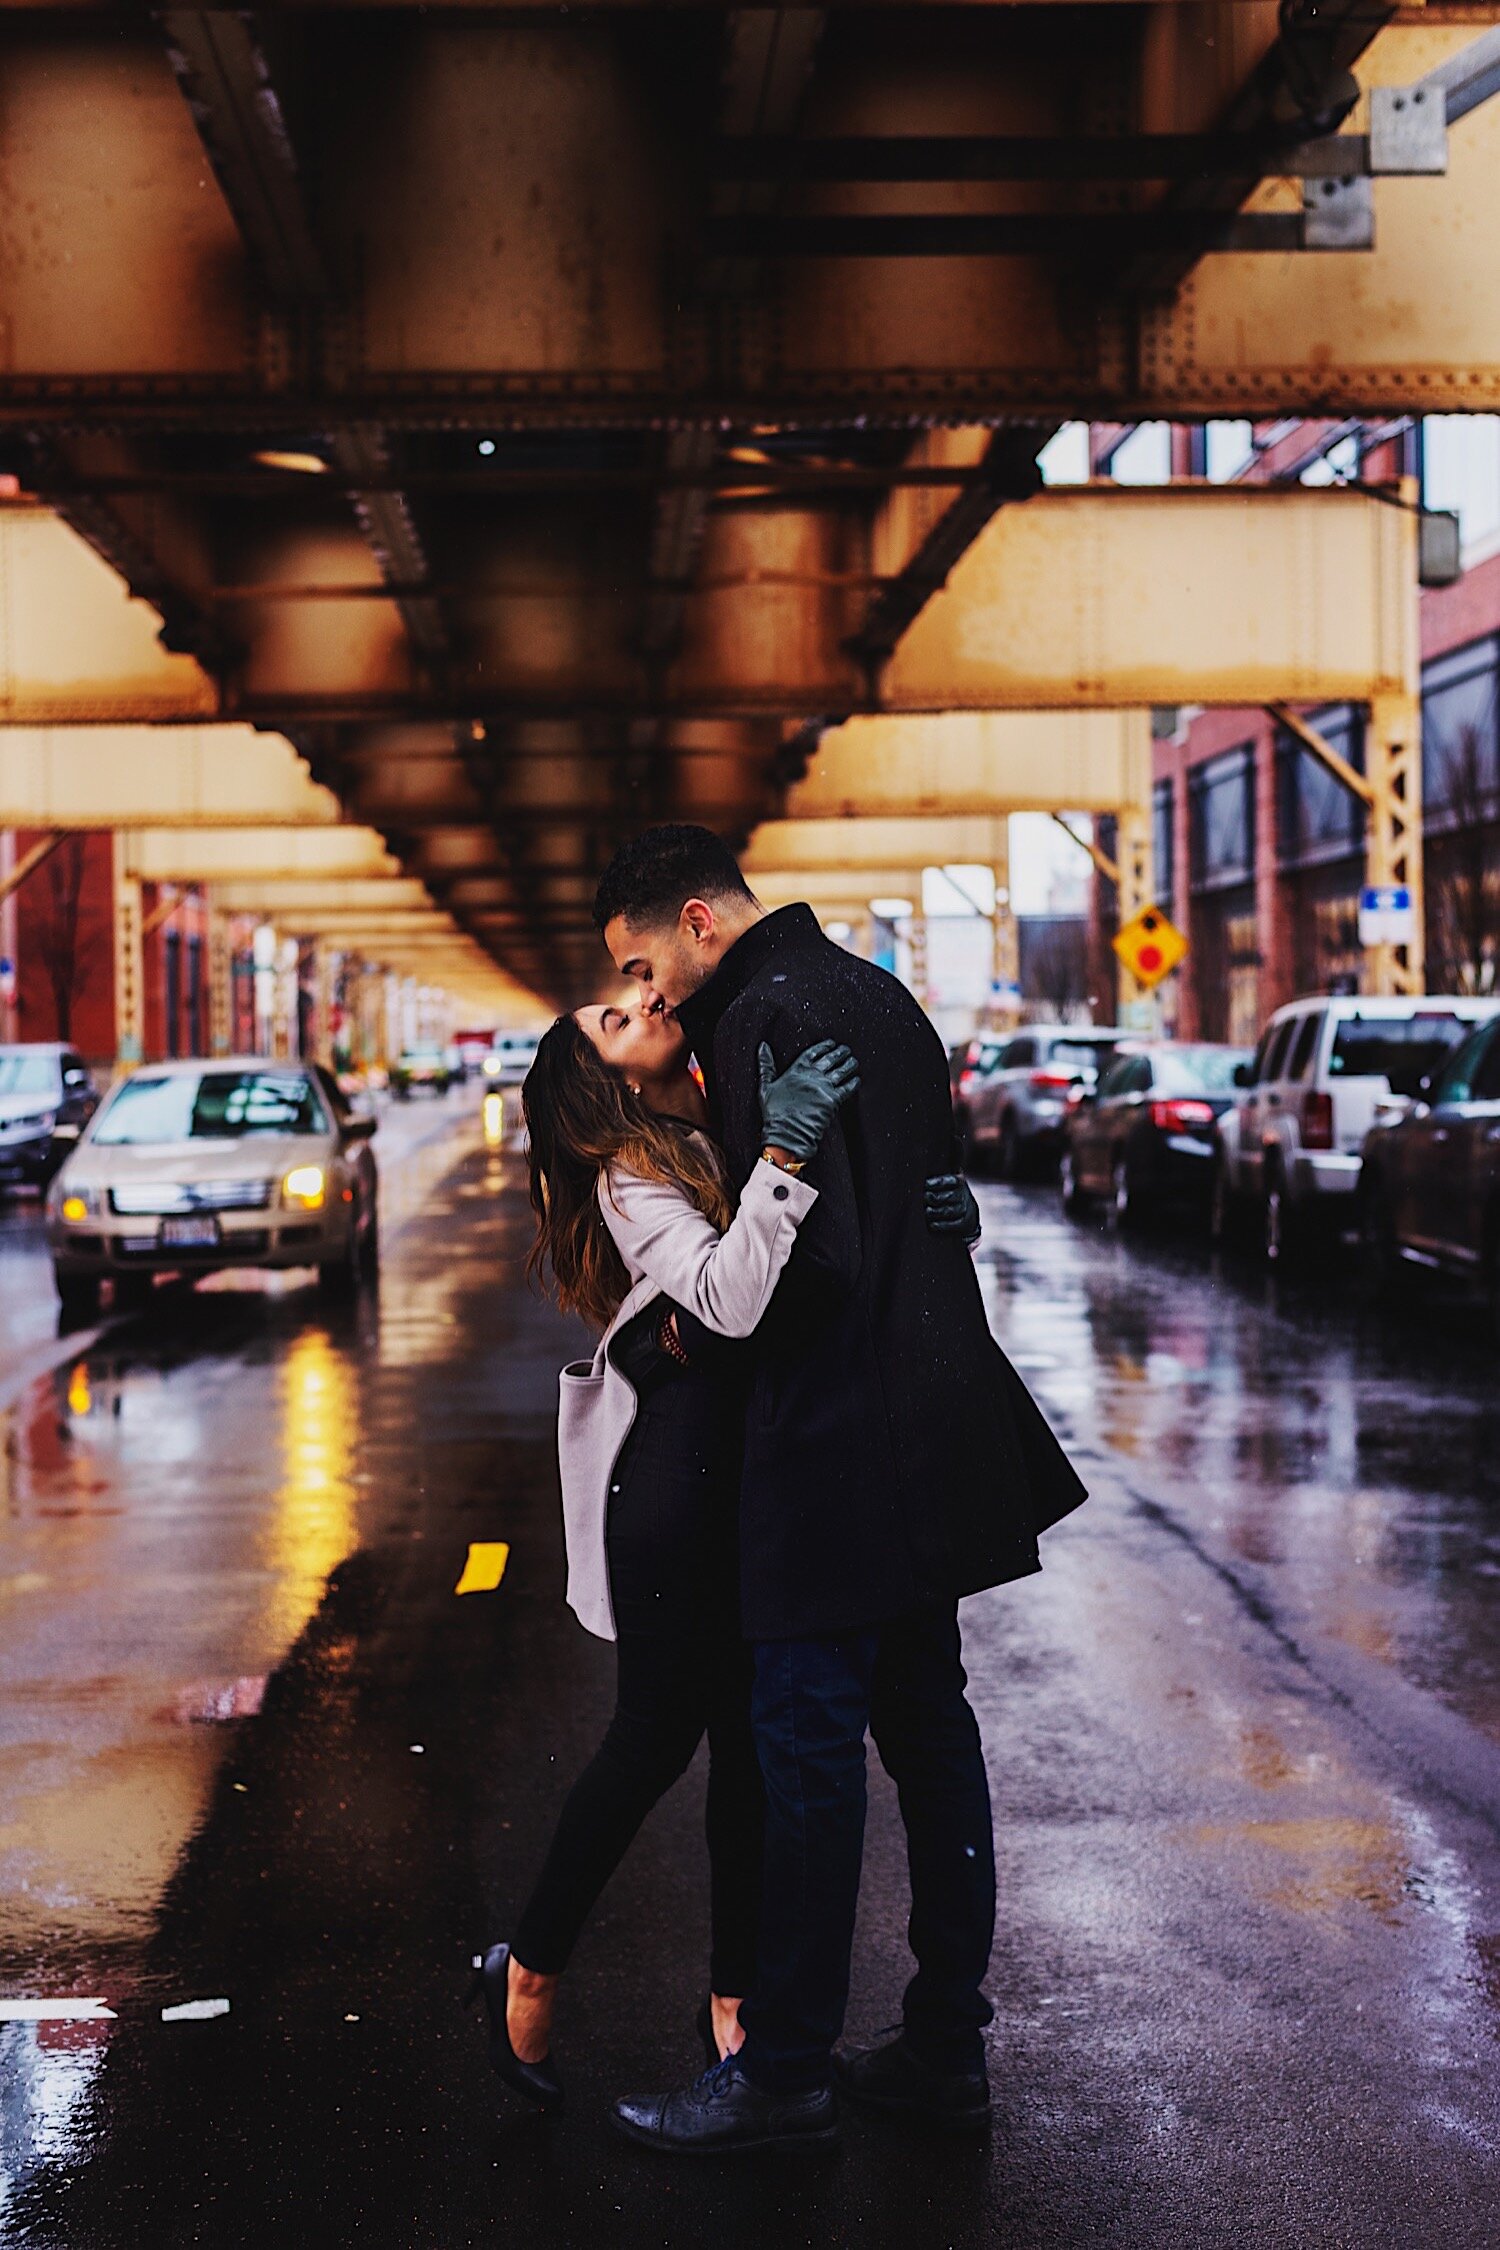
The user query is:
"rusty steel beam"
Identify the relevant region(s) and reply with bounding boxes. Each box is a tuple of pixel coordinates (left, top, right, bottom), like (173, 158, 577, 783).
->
(0, 829, 69, 908)
(154, 11, 326, 298)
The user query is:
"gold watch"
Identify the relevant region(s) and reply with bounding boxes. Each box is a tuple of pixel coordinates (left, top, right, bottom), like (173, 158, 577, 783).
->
(761, 1147, 807, 1176)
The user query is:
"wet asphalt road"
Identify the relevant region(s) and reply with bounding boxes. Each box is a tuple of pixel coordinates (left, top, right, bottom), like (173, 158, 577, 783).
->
(2, 1106, 1499, 2249)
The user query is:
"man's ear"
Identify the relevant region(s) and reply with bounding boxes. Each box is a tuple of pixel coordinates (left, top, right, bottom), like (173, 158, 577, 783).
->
(680, 898, 717, 946)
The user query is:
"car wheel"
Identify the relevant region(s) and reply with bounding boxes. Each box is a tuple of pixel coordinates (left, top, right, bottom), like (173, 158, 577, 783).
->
(55, 1268, 101, 1322)
(1059, 1148, 1087, 1217)
(1111, 1155, 1141, 1232)
(1262, 1163, 1293, 1266)
(1356, 1174, 1394, 1293)
(996, 1118, 1019, 1181)
(1486, 1220, 1500, 1348)
(1209, 1155, 1234, 1245)
(361, 1195, 381, 1273)
(320, 1193, 368, 1298)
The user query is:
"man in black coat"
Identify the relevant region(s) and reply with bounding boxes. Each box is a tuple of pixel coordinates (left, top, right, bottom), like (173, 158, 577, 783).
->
(593, 826, 1086, 2155)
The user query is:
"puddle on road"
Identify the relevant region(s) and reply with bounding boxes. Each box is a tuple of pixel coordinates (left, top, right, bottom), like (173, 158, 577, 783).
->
(1190, 1815, 1414, 1925)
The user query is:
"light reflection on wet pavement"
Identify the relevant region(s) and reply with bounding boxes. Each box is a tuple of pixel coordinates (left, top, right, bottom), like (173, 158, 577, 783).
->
(0, 1148, 1497, 2247)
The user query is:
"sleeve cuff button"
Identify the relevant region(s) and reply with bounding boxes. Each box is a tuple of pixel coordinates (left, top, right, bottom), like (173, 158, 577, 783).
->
(772, 1183, 790, 1202)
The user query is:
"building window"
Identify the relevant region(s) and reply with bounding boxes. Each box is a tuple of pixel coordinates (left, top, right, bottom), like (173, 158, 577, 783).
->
(1153, 777, 1174, 908)
(1423, 636, 1500, 827)
(1189, 746, 1255, 892)
(1421, 416, 1500, 558)
(1205, 420, 1254, 483)
(1038, 423, 1089, 485)
(1110, 422, 1171, 485)
(1275, 706, 1365, 868)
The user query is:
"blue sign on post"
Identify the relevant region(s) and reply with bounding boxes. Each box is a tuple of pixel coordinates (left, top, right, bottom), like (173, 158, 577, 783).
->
(1358, 885, 1415, 946)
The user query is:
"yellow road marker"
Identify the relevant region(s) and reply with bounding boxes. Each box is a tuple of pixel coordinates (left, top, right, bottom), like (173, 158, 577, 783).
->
(455, 1541, 511, 1595)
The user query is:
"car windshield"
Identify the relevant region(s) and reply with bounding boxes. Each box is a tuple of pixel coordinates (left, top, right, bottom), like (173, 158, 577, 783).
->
(94, 1070, 327, 1144)
(1161, 1046, 1251, 1094)
(1328, 1012, 1478, 1099)
(0, 1048, 59, 1093)
(0, 1052, 59, 1097)
(1048, 1039, 1115, 1077)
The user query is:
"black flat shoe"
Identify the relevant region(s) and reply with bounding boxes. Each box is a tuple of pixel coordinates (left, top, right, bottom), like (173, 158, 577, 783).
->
(465, 1943, 564, 2112)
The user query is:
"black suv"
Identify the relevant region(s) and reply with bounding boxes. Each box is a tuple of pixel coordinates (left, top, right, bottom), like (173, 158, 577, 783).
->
(0, 1044, 99, 1193)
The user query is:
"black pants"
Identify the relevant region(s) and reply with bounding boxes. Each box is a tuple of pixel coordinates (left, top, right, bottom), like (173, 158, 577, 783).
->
(513, 1367, 763, 1996)
(736, 1605, 996, 2093)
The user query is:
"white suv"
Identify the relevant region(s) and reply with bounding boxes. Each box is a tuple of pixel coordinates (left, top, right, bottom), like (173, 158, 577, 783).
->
(1212, 995, 1500, 1262)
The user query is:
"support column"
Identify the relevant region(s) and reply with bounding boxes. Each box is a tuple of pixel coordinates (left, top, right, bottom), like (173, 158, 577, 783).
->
(112, 832, 144, 1068)
(207, 908, 232, 1056)
(1365, 692, 1425, 997)
(991, 821, 1019, 1018)
(0, 831, 15, 1042)
(1115, 804, 1156, 1028)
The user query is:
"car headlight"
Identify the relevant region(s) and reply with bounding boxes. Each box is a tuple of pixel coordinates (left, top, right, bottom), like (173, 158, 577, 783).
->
(54, 1183, 99, 1222)
(283, 1164, 326, 1210)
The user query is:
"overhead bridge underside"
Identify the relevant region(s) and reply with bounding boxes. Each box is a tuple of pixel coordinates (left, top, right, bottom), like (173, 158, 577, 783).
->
(0, 2, 1486, 1001)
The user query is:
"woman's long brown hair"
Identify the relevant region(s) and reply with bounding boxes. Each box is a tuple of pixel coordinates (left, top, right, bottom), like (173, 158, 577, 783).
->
(522, 1013, 733, 1331)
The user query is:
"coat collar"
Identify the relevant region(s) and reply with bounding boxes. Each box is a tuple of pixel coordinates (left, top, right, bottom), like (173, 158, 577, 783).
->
(673, 903, 824, 1054)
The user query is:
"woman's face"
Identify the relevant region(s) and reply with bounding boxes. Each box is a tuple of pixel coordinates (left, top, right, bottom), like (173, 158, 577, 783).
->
(575, 1000, 688, 1087)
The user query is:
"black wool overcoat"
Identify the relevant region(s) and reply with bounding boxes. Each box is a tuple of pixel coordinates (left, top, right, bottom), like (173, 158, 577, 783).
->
(673, 904, 1087, 1642)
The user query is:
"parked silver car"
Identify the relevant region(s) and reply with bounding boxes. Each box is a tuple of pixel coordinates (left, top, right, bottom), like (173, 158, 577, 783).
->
(1212, 995, 1500, 1262)
(961, 1025, 1124, 1176)
(46, 1058, 379, 1319)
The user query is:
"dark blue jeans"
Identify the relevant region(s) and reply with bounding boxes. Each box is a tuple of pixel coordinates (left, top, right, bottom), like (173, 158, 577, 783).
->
(736, 1604, 995, 2094)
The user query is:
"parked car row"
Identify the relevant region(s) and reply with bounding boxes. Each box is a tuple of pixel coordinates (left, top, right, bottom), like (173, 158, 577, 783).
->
(952, 995, 1500, 1315)
(0, 1043, 101, 1192)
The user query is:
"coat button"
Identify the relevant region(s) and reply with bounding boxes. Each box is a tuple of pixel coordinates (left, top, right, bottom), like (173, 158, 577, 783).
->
(772, 1183, 790, 1201)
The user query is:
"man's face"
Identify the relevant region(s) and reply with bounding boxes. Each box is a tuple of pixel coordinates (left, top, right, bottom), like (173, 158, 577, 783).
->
(603, 901, 719, 1013)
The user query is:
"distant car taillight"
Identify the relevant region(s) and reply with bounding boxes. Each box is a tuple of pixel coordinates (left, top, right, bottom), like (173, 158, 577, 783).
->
(1302, 1089, 1335, 1150)
(1031, 1068, 1077, 1090)
(1150, 1098, 1216, 1132)
(957, 1071, 979, 1097)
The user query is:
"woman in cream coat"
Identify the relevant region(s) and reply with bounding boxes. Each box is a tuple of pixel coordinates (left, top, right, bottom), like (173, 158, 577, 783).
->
(470, 998, 975, 2112)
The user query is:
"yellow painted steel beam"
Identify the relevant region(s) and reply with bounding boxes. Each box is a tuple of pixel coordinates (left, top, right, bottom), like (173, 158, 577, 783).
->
(744, 817, 1012, 876)
(0, 726, 342, 827)
(208, 879, 436, 916)
(0, 514, 215, 724)
(1, 485, 1417, 722)
(126, 828, 402, 882)
(882, 482, 1418, 713)
(787, 711, 1153, 818)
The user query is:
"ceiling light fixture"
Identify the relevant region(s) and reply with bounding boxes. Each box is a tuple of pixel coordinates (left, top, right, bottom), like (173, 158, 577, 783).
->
(252, 450, 328, 475)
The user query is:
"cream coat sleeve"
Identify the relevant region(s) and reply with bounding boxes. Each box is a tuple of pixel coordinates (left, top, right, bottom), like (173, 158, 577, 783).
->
(599, 1159, 818, 1338)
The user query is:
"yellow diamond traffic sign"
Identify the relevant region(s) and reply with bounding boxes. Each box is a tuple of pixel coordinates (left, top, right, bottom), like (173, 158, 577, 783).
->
(1113, 904, 1188, 989)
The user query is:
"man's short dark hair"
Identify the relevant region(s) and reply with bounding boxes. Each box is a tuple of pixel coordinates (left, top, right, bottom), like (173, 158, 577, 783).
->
(592, 824, 755, 934)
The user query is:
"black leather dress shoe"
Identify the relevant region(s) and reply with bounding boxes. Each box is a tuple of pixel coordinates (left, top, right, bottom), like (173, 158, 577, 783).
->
(833, 2035, 989, 2133)
(611, 2059, 839, 2156)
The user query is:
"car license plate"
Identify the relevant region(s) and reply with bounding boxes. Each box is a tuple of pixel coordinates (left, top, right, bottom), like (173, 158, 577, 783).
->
(160, 1215, 220, 1249)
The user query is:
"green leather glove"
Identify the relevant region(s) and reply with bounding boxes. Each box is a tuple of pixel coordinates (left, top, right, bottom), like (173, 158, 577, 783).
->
(925, 1172, 981, 1247)
(757, 1039, 860, 1163)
